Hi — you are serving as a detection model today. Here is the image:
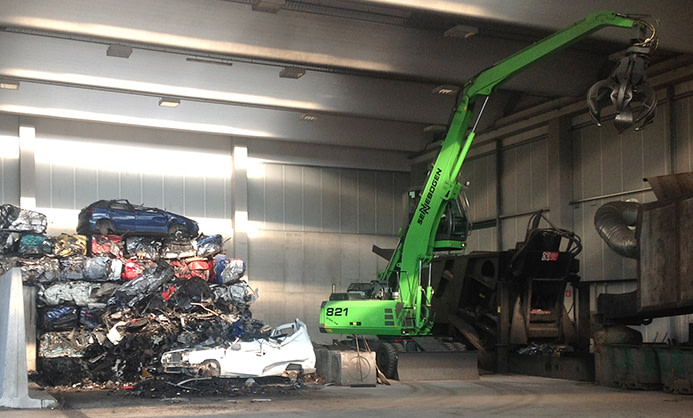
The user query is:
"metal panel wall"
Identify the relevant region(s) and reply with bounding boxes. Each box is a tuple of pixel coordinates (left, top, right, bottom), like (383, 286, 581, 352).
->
(500, 137, 550, 250)
(30, 117, 234, 235)
(0, 114, 20, 205)
(462, 151, 498, 252)
(247, 162, 409, 235)
(248, 230, 398, 343)
(571, 105, 669, 283)
(246, 160, 408, 339)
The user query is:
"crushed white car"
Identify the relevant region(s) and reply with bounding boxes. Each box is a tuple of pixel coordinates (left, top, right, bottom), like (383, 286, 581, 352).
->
(161, 319, 316, 378)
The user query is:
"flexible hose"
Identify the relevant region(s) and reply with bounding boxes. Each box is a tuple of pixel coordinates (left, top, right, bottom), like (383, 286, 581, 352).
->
(594, 201, 640, 259)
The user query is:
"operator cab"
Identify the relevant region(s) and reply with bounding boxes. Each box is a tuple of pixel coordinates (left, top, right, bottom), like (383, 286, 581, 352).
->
(406, 187, 472, 251)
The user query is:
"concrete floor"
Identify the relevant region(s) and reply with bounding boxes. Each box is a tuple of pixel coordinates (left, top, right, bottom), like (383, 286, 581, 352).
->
(2, 375, 692, 417)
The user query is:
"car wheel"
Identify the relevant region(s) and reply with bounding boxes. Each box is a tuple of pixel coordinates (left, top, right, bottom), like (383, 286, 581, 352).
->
(95, 219, 114, 235)
(199, 360, 221, 377)
(169, 223, 187, 240)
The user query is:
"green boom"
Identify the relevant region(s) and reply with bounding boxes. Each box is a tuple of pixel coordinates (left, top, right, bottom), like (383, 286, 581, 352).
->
(320, 11, 641, 337)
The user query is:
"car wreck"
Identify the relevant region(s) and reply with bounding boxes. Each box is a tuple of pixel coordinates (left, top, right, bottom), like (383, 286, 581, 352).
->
(161, 319, 316, 378)
(76, 199, 199, 239)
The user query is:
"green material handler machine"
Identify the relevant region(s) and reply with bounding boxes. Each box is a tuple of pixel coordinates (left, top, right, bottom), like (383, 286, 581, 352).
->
(320, 10, 658, 380)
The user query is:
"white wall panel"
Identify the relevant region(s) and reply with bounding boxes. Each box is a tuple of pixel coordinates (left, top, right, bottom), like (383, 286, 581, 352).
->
(0, 114, 20, 205)
(249, 162, 408, 236)
(321, 168, 341, 233)
(303, 166, 322, 233)
(465, 226, 497, 253)
(463, 153, 497, 224)
(249, 230, 398, 341)
(500, 137, 549, 218)
(571, 103, 669, 283)
(10, 117, 234, 235)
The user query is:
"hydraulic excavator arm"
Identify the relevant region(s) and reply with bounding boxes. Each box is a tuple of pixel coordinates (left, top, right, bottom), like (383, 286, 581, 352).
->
(320, 10, 657, 337)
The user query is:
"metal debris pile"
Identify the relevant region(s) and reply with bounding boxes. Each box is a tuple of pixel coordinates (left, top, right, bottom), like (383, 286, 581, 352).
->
(0, 204, 265, 387)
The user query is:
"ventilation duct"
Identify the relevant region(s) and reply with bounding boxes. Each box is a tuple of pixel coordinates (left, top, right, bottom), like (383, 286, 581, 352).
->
(594, 201, 640, 259)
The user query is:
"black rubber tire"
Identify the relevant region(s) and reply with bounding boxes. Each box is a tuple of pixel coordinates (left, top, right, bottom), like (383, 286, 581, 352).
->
(95, 219, 113, 235)
(376, 342, 399, 380)
(169, 223, 187, 240)
(199, 360, 221, 377)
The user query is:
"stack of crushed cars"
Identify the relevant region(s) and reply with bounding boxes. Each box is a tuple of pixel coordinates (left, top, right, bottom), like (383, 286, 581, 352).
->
(0, 203, 261, 386)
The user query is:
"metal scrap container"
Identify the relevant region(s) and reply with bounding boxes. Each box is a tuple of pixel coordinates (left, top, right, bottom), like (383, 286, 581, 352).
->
(654, 345, 693, 394)
(604, 344, 661, 390)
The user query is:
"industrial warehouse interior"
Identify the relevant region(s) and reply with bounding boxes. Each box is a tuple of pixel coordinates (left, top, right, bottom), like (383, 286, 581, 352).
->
(2, 0, 693, 416)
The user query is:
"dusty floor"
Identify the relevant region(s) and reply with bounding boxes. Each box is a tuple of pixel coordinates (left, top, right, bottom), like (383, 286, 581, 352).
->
(2, 374, 693, 417)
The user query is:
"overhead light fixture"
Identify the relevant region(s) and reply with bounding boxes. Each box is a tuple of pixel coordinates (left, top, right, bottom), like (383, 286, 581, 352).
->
(106, 44, 133, 58)
(432, 85, 459, 95)
(279, 66, 306, 79)
(158, 97, 180, 108)
(186, 57, 234, 67)
(300, 113, 318, 121)
(444, 24, 478, 39)
(0, 79, 20, 90)
(251, 0, 285, 13)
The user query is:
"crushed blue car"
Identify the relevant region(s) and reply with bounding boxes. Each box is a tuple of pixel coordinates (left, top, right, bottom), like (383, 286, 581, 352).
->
(76, 199, 199, 239)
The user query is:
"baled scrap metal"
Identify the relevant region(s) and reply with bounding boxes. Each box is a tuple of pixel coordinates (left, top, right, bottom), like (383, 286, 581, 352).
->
(53, 233, 87, 257)
(213, 281, 257, 309)
(59, 255, 87, 280)
(219, 258, 246, 284)
(108, 261, 174, 308)
(19, 256, 60, 283)
(0, 231, 20, 254)
(125, 236, 161, 260)
(160, 238, 195, 259)
(90, 234, 124, 258)
(84, 256, 123, 281)
(40, 305, 80, 331)
(0, 203, 47, 233)
(18, 233, 55, 256)
(40, 281, 119, 306)
(0, 205, 272, 386)
(195, 234, 223, 258)
(38, 328, 95, 358)
(122, 258, 152, 280)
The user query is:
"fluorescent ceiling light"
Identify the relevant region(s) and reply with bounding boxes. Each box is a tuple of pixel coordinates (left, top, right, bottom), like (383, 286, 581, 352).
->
(252, 0, 285, 13)
(186, 57, 234, 67)
(106, 44, 133, 58)
(432, 85, 459, 95)
(444, 25, 478, 39)
(300, 112, 318, 121)
(0, 79, 20, 90)
(158, 97, 180, 107)
(279, 67, 306, 79)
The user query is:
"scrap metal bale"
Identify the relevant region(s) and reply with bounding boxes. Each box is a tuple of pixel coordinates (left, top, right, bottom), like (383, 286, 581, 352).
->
(53, 234, 88, 257)
(108, 261, 174, 308)
(19, 257, 60, 284)
(195, 234, 223, 258)
(124, 236, 161, 260)
(40, 306, 80, 331)
(59, 255, 87, 280)
(90, 234, 124, 258)
(40, 281, 119, 306)
(0, 231, 20, 254)
(0, 203, 47, 233)
(84, 256, 123, 281)
(18, 234, 55, 256)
